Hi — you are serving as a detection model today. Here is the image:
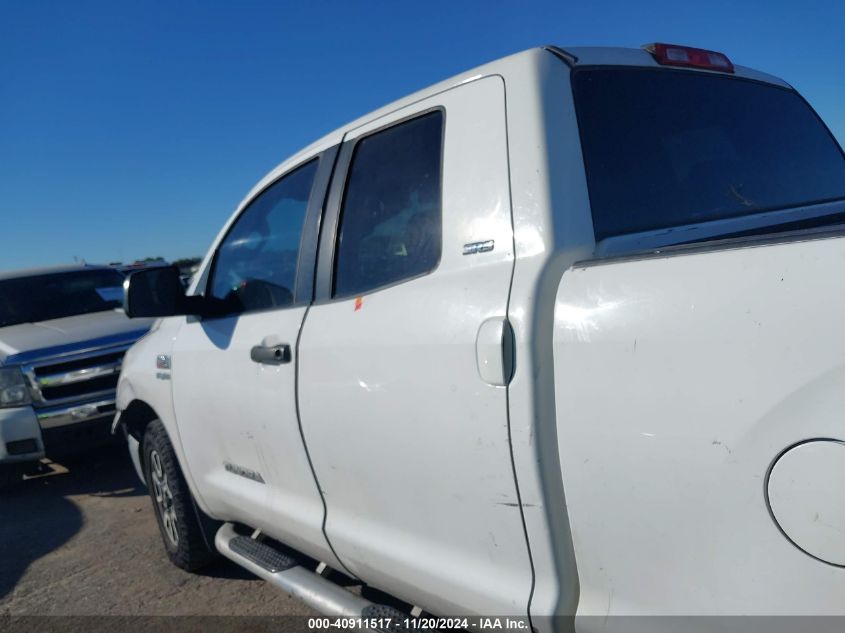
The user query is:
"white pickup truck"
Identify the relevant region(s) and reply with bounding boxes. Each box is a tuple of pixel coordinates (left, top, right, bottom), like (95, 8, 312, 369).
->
(115, 44, 845, 630)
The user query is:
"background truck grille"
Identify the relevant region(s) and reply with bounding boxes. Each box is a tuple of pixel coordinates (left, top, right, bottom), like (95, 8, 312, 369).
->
(24, 347, 130, 407)
(35, 351, 124, 377)
(39, 374, 120, 400)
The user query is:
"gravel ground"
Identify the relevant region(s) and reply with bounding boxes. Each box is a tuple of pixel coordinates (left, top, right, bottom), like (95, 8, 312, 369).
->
(0, 444, 315, 619)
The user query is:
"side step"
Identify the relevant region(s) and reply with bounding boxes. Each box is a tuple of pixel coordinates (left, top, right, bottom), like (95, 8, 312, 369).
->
(215, 523, 407, 627)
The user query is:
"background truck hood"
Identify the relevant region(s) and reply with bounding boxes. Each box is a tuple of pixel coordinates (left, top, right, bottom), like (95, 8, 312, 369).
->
(0, 310, 154, 365)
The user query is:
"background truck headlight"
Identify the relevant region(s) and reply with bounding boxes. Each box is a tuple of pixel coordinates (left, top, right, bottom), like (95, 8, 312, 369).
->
(0, 367, 32, 407)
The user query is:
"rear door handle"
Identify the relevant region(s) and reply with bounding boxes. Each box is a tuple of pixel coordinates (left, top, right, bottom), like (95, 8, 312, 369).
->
(250, 343, 291, 365)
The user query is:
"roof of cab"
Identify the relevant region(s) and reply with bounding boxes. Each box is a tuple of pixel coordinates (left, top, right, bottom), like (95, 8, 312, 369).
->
(0, 264, 116, 282)
(241, 45, 791, 208)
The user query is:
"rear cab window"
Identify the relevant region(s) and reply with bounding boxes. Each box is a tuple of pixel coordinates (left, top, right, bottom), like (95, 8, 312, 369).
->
(572, 67, 845, 254)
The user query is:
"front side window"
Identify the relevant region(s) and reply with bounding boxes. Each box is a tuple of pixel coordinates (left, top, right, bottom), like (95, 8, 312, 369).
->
(333, 111, 443, 298)
(209, 159, 318, 314)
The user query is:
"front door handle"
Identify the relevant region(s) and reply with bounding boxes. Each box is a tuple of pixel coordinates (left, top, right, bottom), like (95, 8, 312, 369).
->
(250, 343, 291, 365)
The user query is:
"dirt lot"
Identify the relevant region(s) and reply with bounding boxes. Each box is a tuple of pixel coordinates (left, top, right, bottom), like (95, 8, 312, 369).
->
(0, 444, 315, 619)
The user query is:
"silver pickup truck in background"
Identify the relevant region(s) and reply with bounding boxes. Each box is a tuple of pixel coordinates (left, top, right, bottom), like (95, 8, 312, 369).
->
(0, 265, 152, 489)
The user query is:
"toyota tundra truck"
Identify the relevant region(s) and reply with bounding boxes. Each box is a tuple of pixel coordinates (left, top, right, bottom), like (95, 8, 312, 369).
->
(0, 264, 152, 489)
(115, 44, 845, 631)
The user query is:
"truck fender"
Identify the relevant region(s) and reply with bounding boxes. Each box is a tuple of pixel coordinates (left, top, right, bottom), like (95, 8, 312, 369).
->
(113, 397, 160, 485)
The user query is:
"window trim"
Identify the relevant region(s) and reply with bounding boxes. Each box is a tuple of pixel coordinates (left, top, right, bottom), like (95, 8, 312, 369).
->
(201, 147, 339, 320)
(313, 107, 446, 303)
(573, 206, 845, 269)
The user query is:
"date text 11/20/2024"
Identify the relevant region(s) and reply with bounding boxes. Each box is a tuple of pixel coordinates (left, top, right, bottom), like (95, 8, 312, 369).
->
(307, 617, 529, 629)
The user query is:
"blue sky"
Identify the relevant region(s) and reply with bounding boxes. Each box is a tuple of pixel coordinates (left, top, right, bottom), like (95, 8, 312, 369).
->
(2, 0, 843, 270)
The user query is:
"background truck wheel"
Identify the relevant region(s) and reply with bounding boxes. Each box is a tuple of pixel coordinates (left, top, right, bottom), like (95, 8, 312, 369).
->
(0, 463, 25, 492)
(143, 419, 217, 571)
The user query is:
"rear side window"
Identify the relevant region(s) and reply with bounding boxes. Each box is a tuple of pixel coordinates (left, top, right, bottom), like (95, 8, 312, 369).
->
(333, 111, 443, 298)
(572, 68, 845, 241)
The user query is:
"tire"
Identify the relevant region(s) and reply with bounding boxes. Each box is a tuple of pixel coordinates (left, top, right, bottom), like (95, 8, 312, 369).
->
(143, 419, 217, 571)
(0, 463, 24, 492)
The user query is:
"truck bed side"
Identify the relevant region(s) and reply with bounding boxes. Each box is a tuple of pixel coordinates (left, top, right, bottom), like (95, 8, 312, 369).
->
(554, 233, 845, 618)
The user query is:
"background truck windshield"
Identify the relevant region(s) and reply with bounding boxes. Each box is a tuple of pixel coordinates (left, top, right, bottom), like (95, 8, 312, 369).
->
(0, 269, 125, 327)
(572, 67, 845, 241)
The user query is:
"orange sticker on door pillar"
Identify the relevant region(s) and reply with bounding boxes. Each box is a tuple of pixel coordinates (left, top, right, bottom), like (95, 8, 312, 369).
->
(354, 296, 363, 312)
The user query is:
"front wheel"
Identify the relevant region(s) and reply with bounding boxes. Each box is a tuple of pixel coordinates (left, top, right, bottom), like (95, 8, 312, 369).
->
(143, 419, 217, 571)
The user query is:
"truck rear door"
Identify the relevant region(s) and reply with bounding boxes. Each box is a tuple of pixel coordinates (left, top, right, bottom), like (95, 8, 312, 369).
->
(297, 76, 531, 617)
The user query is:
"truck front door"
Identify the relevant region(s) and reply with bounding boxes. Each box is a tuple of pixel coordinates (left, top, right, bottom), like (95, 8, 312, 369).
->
(171, 151, 341, 567)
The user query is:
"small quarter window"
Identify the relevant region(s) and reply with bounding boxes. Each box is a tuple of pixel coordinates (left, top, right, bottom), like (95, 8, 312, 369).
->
(333, 111, 443, 297)
(209, 159, 318, 314)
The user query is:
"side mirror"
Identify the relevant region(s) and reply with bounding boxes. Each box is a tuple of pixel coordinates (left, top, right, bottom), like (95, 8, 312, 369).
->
(123, 266, 201, 318)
